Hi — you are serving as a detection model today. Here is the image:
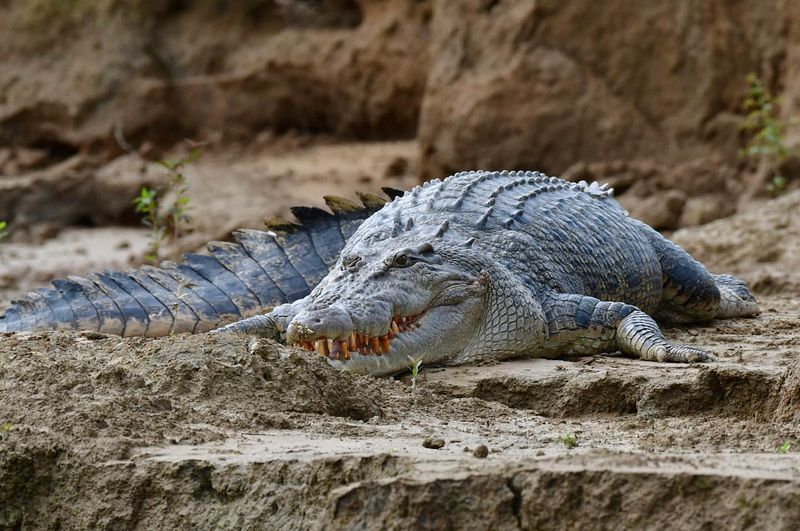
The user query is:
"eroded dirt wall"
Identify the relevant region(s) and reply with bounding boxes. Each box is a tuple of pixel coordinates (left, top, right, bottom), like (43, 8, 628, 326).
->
(419, 0, 799, 178)
(5, 1, 799, 167)
(3, 0, 800, 232)
(0, 0, 432, 154)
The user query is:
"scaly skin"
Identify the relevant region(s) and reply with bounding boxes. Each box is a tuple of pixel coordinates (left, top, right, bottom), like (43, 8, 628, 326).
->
(215, 171, 760, 375)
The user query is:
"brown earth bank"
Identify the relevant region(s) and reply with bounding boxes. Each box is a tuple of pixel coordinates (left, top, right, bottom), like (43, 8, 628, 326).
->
(0, 188, 799, 528)
(3, 0, 800, 236)
(0, 294, 799, 529)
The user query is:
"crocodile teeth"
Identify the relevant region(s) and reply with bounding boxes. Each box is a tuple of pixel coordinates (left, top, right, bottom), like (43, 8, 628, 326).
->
(315, 339, 330, 356)
(369, 336, 382, 354)
(330, 339, 351, 361)
(299, 313, 423, 359)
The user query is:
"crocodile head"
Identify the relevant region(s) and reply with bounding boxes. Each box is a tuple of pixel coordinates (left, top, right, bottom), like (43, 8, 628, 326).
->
(285, 235, 490, 375)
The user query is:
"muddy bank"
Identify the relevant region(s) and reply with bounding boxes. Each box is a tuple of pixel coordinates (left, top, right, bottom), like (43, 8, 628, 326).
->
(3, 2, 800, 528)
(0, 291, 798, 529)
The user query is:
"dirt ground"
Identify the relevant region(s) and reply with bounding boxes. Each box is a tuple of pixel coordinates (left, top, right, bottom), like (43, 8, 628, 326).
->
(1, 143, 800, 529)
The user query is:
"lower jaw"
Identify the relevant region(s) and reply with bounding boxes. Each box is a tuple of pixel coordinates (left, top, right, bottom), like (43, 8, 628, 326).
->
(327, 349, 419, 376)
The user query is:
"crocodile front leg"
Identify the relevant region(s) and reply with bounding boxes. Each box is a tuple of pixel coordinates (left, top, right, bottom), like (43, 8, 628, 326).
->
(211, 298, 308, 342)
(540, 293, 711, 363)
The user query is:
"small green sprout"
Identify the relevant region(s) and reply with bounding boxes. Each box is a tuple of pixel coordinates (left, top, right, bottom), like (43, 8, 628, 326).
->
(778, 441, 792, 454)
(133, 187, 163, 263)
(158, 148, 198, 249)
(560, 433, 578, 450)
(695, 477, 716, 492)
(0, 421, 12, 440)
(0, 221, 8, 241)
(408, 356, 423, 393)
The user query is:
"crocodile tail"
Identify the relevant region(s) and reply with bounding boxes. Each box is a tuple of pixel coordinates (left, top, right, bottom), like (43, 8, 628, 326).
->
(0, 190, 400, 337)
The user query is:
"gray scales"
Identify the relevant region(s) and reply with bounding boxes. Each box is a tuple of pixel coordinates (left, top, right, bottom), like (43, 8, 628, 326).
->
(0, 171, 759, 375)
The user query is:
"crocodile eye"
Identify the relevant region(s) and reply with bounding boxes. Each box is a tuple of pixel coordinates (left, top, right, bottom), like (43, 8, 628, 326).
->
(393, 253, 409, 267)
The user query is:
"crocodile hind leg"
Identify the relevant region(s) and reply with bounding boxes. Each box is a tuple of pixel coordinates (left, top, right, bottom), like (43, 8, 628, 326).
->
(633, 220, 759, 323)
(540, 294, 711, 363)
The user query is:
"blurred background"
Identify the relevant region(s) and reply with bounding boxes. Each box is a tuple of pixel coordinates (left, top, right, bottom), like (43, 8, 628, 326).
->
(1, 0, 798, 301)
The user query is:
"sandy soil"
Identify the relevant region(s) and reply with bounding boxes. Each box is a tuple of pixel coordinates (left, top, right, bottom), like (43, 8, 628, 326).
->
(0, 293, 798, 529)
(1, 146, 799, 529)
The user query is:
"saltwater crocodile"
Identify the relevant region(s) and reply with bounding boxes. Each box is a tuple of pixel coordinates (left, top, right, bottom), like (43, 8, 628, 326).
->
(0, 171, 759, 375)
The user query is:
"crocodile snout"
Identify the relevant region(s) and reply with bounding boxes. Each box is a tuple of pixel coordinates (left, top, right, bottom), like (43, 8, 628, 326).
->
(286, 306, 355, 344)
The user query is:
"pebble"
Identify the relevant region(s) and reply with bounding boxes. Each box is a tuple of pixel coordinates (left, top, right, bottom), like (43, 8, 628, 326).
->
(473, 444, 489, 458)
(422, 437, 445, 449)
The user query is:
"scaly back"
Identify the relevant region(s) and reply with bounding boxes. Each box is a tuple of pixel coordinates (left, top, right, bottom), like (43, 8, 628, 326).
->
(345, 171, 661, 311)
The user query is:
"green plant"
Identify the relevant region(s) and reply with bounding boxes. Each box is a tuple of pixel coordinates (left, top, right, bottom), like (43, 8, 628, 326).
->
(560, 433, 578, 450)
(158, 150, 197, 245)
(0, 221, 7, 241)
(407, 356, 423, 393)
(740, 73, 799, 195)
(133, 149, 198, 263)
(133, 187, 162, 262)
(778, 441, 792, 454)
(0, 421, 12, 440)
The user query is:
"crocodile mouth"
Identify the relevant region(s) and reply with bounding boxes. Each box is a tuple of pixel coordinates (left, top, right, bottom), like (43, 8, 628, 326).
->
(292, 313, 424, 361)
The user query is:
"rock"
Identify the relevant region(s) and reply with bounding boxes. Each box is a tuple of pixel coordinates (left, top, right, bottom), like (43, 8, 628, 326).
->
(0, 1, 431, 152)
(679, 194, 737, 227)
(2, 0, 800, 238)
(0, 147, 50, 174)
(0, 157, 94, 230)
(621, 190, 687, 231)
(384, 156, 409, 178)
(0, 153, 169, 231)
(91, 154, 167, 225)
(422, 437, 445, 449)
(472, 444, 489, 459)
